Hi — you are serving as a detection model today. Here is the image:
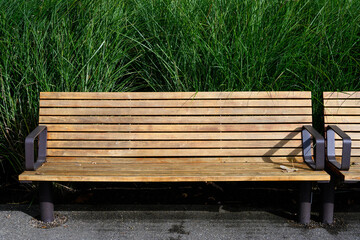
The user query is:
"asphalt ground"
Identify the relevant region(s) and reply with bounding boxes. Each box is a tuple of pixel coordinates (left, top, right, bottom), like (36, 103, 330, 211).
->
(0, 204, 360, 240)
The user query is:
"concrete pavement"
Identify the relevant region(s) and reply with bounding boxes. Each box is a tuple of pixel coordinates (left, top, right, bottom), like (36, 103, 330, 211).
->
(1, 204, 360, 240)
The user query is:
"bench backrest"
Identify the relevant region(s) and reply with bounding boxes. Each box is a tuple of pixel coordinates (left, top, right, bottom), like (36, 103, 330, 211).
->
(39, 92, 312, 163)
(324, 92, 360, 162)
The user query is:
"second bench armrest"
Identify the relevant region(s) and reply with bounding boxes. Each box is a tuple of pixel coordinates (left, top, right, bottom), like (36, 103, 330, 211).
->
(326, 125, 351, 171)
(302, 125, 325, 170)
(25, 125, 47, 170)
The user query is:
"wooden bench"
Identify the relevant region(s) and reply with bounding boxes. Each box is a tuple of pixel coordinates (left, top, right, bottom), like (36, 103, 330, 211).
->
(321, 91, 360, 224)
(19, 92, 330, 224)
(324, 91, 358, 180)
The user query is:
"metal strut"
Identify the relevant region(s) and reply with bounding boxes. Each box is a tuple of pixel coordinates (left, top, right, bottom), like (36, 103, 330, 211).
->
(320, 179, 335, 224)
(39, 182, 54, 223)
(299, 181, 312, 224)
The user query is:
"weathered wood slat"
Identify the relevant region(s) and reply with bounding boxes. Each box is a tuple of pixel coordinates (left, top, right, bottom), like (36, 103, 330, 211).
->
(324, 99, 360, 107)
(47, 148, 302, 157)
(324, 116, 360, 124)
(324, 108, 360, 115)
(18, 174, 330, 182)
(325, 124, 360, 131)
(40, 99, 311, 108)
(47, 132, 302, 140)
(335, 132, 360, 140)
(40, 116, 311, 124)
(40, 107, 311, 116)
(44, 156, 305, 164)
(41, 92, 312, 100)
(38, 162, 310, 170)
(335, 149, 360, 156)
(335, 140, 360, 148)
(45, 124, 303, 132)
(47, 140, 302, 149)
(342, 168, 360, 181)
(324, 92, 360, 99)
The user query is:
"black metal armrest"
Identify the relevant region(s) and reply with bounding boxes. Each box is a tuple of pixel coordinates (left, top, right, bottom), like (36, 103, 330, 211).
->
(326, 125, 351, 170)
(301, 125, 325, 170)
(25, 125, 47, 170)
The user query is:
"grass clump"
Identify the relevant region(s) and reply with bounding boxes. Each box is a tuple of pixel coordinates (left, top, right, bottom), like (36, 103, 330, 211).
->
(0, 0, 359, 181)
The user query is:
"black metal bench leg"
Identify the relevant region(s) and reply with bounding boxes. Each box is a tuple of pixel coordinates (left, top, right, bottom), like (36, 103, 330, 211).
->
(299, 181, 312, 224)
(39, 182, 54, 222)
(320, 179, 335, 224)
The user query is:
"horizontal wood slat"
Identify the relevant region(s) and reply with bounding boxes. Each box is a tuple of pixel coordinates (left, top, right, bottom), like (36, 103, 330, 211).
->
(326, 124, 360, 132)
(334, 134, 360, 141)
(47, 132, 302, 140)
(40, 99, 311, 108)
(37, 162, 311, 171)
(40, 116, 311, 124)
(44, 156, 305, 163)
(324, 99, 360, 107)
(324, 92, 360, 99)
(335, 149, 360, 156)
(47, 148, 302, 157)
(47, 140, 302, 149)
(334, 140, 360, 148)
(40, 107, 311, 116)
(41, 92, 312, 100)
(45, 124, 303, 132)
(324, 116, 360, 124)
(19, 173, 330, 182)
(324, 108, 360, 115)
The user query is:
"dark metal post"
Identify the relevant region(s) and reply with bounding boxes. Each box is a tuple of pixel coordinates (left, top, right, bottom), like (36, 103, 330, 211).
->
(299, 181, 312, 224)
(39, 182, 54, 222)
(320, 180, 335, 224)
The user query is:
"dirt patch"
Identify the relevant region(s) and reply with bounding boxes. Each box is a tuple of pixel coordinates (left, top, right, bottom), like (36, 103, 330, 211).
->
(30, 213, 68, 229)
(288, 217, 347, 235)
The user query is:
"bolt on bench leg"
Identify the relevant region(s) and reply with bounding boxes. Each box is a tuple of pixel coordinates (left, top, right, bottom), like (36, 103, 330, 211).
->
(299, 181, 312, 224)
(39, 182, 54, 223)
(320, 179, 335, 224)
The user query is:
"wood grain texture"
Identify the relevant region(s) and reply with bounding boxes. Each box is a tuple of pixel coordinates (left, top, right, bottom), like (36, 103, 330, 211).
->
(47, 132, 302, 140)
(40, 99, 311, 108)
(40, 92, 311, 100)
(18, 161, 329, 182)
(40, 116, 311, 124)
(323, 99, 360, 107)
(47, 140, 302, 149)
(46, 148, 303, 157)
(45, 124, 303, 132)
(324, 92, 360, 99)
(44, 156, 305, 164)
(40, 107, 311, 116)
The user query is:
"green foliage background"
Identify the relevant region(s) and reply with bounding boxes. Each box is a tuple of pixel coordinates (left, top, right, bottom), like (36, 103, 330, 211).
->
(0, 0, 359, 182)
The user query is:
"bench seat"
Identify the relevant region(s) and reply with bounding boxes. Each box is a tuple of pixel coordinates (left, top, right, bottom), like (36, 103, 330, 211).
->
(19, 158, 330, 182)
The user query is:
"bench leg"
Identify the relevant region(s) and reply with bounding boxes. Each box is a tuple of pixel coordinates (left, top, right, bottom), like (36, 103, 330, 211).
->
(299, 181, 312, 224)
(39, 182, 54, 222)
(320, 179, 335, 224)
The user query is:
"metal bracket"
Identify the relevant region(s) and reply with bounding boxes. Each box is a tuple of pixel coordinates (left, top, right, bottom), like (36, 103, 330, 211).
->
(25, 125, 47, 170)
(326, 125, 351, 170)
(301, 125, 325, 170)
